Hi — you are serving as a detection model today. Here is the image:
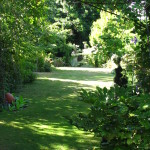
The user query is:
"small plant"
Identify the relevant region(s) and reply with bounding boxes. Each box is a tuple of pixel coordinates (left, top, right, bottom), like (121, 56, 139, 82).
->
(78, 89, 98, 104)
(2, 95, 29, 112)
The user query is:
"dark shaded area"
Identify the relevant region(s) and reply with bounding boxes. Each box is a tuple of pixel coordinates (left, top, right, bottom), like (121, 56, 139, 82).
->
(114, 57, 128, 88)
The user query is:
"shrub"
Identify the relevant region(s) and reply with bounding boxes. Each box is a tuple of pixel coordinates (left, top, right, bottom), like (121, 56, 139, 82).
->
(44, 61, 51, 72)
(114, 57, 128, 88)
(22, 70, 36, 84)
(53, 58, 64, 67)
(73, 86, 150, 149)
(37, 55, 45, 72)
(20, 60, 36, 83)
(78, 89, 98, 104)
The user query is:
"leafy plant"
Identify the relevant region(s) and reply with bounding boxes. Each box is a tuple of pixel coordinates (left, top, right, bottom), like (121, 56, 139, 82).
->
(73, 86, 150, 149)
(0, 0, 45, 100)
(78, 89, 98, 104)
(7, 96, 29, 111)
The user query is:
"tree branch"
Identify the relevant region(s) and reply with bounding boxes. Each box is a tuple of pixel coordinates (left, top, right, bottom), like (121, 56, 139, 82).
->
(71, 0, 145, 28)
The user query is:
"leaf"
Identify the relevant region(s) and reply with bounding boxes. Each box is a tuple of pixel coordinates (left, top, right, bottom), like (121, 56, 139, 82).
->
(127, 139, 132, 145)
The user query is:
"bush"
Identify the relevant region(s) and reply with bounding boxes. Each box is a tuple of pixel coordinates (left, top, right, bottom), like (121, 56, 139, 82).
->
(35, 54, 52, 72)
(78, 88, 103, 104)
(73, 86, 150, 149)
(20, 60, 36, 83)
(37, 55, 45, 72)
(86, 52, 108, 67)
(22, 70, 36, 84)
(44, 61, 51, 72)
(53, 58, 64, 67)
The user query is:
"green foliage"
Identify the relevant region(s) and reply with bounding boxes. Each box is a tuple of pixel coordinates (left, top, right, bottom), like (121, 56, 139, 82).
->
(89, 11, 137, 66)
(0, 0, 45, 100)
(78, 89, 98, 104)
(48, 0, 100, 48)
(53, 58, 65, 67)
(87, 51, 108, 67)
(73, 86, 150, 149)
(22, 70, 36, 84)
(88, 2, 150, 93)
(133, 28, 150, 93)
(8, 96, 29, 111)
(43, 61, 52, 72)
(37, 55, 45, 72)
(19, 60, 36, 83)
(36, 54, 52, 72)
(39, 23, 75, 66)
(1, 95, 29, 112)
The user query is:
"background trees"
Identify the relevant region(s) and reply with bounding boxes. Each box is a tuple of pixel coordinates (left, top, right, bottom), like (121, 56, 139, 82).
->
(70, 1, 150, 149)
(0, 0, 150, 148)
(0, 0, 149, 97)
(71, 0, 149, 92)
(89, 11, 137, 66)
(0, 0, 100, 100)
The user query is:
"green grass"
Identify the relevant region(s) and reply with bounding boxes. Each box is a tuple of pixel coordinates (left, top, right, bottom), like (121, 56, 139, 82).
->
(0, 67, 113, 150)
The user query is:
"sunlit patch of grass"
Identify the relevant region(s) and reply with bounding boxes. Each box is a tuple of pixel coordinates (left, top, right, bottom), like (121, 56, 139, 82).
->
(0, 121, 5, 124)
(38, 77, 114, 88)
(0, 67, 113, 149)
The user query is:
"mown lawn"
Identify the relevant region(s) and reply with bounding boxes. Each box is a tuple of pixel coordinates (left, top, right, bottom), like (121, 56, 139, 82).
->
(0, 67, 113, 150)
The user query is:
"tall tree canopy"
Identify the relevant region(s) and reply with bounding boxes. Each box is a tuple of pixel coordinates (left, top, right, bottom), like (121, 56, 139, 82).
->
(72, 0, 150, 91)
(0, 0, 149, 101)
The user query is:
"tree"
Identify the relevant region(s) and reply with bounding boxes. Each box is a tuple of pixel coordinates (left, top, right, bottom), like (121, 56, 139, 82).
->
(0, 0, 46, 100)
(75, 0, 150, 91)
(89, 11, 137, 66)
(51, 0, 100, 48)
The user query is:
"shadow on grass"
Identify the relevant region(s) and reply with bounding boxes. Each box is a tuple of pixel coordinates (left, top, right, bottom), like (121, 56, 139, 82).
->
(0, 79, 99, 149)
(0, 68, 112, 149)
(0, 117, 97, 150)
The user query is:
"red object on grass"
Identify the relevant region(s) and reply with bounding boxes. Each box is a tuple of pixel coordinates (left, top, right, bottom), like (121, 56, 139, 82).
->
(5, 93, 15, 103)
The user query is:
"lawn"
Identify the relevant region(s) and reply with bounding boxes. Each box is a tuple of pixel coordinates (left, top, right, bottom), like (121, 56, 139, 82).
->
(0, 67, 114, 150)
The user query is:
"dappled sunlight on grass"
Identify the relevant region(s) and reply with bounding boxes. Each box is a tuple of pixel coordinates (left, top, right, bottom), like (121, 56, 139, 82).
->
(57, 67, 112, 73)
(0, 121, 5, 124)
(0, 118, 98, 149)
(0, 67, 112, 149)
(37, 67, 114, 89)
(38, 77, 114, 88)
